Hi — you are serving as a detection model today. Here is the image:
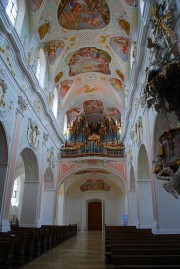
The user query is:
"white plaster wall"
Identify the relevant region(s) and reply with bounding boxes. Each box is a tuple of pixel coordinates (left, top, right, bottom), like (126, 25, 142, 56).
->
(104, 192, 124, 226)
(65, 195, 81, 225)
(41, 190, 55, 224)
(57, 185, 65, 225)
(20, 182, 39, 226)
(65, 189, 124, 230)
(128, 190, 137, 225)
(137, 180, 154, 228)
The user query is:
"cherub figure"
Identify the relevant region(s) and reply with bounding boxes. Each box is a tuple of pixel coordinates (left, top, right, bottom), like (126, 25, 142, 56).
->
(156, 166, 180, 199)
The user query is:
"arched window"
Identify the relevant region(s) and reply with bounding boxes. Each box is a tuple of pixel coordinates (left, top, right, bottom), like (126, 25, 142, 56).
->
(140, 0, 145, 16)
(6, 0, 18, 26)
(63, 113, 68, 134)
(52, 87, 59, 118)
(36, 48, 46, 88)
(11, 177, 20, 207)
(36, 58, 41, 80)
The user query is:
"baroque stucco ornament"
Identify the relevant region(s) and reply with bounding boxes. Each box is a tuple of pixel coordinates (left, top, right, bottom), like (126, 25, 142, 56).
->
(156, 166, 180, 199)
(27, 118, 40, 149)
(0, 77, 7, 107)
(18, 96, 28, 113)
(47, 147, 55, 168)
(135, 116, 143, 146)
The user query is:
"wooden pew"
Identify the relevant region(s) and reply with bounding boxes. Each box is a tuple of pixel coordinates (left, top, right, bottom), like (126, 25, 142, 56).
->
(105, 225, 180, 268)
(0, 232, 26, 268)
(0, 238, 14, 269)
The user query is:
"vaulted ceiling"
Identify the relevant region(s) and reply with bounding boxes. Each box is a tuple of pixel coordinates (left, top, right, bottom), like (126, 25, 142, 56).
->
(28, 0, 138, 129)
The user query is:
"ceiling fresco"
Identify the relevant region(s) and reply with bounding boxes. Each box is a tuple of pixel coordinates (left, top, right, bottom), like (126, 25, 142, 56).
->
(60, 80, 73, 98)
(83, 100, 104, 115)
(27, 0, 138, 135)
(75, 169, 110, 175)
(110, 37, 129, 62)
(45, 40, 65, 65)
(57, 0, 110, 30)
(80, 179, 110, 192)
(109, 78, 123, 91)
(65, 47, 111, 76)
(106, 107, 121, 118)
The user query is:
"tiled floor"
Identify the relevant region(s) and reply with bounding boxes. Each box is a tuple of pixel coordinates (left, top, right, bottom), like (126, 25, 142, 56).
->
(21, 231, 105, 269)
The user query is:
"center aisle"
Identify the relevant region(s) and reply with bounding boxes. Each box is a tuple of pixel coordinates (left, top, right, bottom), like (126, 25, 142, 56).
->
(21, 231, 105, 269)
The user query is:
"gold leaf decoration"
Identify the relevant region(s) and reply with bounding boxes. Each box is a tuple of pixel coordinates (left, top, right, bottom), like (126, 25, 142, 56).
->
(116, 70, 124, 81)
(38, 21, 51, 40)
(55, 72, 63, 84)
(119, 19, 130, 35)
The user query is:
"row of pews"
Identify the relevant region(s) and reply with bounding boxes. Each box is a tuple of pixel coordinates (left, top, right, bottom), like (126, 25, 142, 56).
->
(105, 225, 180, 268)
(0, 224, 77, 269)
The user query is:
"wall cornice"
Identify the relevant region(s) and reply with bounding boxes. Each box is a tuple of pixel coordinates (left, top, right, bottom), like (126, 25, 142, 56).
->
(0, 2, 64, 146)
(121, 1, 153, 142)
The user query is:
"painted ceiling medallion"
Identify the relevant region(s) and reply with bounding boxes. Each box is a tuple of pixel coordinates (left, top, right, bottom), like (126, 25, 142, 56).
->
(80, 179, 110, 192)
(66, 47, 111, 76)
(45, 40, 64, 65)
(106, 107, 120, 117)
(110, 37, 129, 62)
(83, 100, 104, 114)
(57, 0, 110, 30)
(60, 80, 73, 98)
(109, 78, 123, 90)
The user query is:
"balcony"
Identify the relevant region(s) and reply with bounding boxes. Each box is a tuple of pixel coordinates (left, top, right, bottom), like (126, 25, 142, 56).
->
(60, 141, 124, 158)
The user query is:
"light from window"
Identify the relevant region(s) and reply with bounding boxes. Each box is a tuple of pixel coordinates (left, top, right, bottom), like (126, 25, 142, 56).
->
(6, 0, 18, 26)
(36, 59, 41, 80)
(52, 88, 58, 118)
(11, 179, 18, 206)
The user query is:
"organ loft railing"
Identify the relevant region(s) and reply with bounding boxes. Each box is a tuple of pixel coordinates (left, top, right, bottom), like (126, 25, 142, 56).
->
(61, 115, 124, 158)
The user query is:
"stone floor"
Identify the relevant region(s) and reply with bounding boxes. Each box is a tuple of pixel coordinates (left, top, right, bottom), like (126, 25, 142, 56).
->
(21, 231, 105, 269)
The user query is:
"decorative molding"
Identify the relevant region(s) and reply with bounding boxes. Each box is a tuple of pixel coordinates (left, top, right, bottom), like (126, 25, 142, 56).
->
(125, 146, 133, 165)
(0, 77, 7, 107)
(60, 162, 78, 179)
(80, 179, 110, 192)
(27, 118, 40, 150)
(18, 96, 28, 113)
(107, 161, 125, 178)
(33, 100, 41, 114)
(130, 131, 134, 140)
(47, 147, 55, 168)
(135, 116, 143, 147)
(43, 132, 48, 143)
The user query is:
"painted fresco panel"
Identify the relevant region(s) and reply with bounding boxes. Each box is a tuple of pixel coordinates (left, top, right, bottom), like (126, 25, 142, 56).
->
(60, 80, 73, 98)
(109, 78, 123, 90)
(83, 100, 104, 114)
(110, 37, 129, 62)
(58, 0, 110, 30)
(80, 179, 110, 192)
(45, 40, 64, 65)
(66, 47, 111, 76)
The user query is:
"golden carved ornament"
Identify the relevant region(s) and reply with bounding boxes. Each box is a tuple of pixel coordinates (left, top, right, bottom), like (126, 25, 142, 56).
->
(38, 21, 51, 40)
